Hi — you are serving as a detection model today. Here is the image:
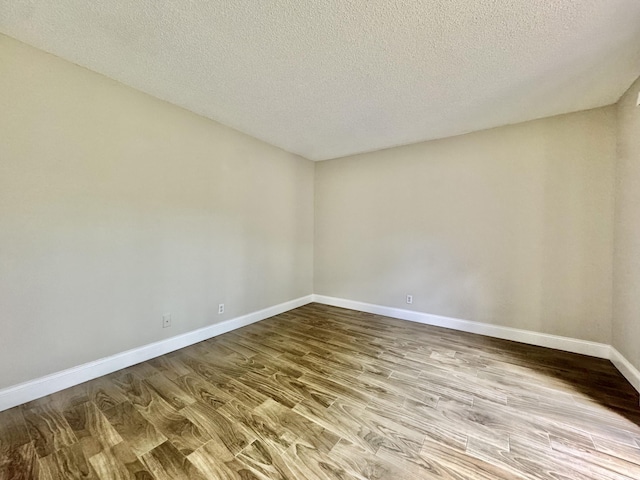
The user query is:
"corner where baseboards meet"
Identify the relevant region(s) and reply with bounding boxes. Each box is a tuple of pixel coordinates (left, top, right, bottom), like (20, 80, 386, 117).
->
(1, 293, 638, 412)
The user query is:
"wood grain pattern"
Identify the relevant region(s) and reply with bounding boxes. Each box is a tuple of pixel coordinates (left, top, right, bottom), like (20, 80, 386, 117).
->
(140, 441, 206, 480)
(0, 407, 31, 457)
(0, 441, 41, 480)
(62, 402, 122, 458)
(39, 442, 98, 480)
(1, 303, 639, 479)
(89, 441, 153, 480)
(101, 403, 165, 457)
(22, 404, 77, 458)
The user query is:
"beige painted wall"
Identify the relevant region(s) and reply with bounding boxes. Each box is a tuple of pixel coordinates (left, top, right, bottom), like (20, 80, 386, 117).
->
(0, 32, 628, 392)
(613, 76, 640, 371)
(0, 35, 314, 389)
(315, 108, 616, 343)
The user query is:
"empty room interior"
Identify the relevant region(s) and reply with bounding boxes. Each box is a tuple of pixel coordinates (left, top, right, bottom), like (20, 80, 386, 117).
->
(2, 1, 640, 479)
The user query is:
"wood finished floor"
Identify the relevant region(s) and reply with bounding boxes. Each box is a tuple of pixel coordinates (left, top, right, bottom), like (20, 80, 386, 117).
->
(1, 303, 640, 479)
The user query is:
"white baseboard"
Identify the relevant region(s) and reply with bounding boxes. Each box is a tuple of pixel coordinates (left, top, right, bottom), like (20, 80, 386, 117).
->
(610, 347, 640, 395)
(2, 293, 638, 412)
(312, 295, 640, 396)
(312, 295, 611, 359)
(0, 295, 313, 412)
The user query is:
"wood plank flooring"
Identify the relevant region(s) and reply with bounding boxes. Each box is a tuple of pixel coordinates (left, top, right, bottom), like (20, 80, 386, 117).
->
(1, 303, 640, 479)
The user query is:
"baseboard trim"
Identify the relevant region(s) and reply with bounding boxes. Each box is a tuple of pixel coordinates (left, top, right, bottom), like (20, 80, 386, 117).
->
(0, 295, 313, 412)
(312, 295, 640, 395)
(610, 347, 640, 395)
(312, 295, 611, 359)
(3, 294, 638, 412)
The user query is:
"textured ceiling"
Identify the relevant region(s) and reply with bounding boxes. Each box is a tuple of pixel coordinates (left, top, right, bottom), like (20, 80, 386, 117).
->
(2, 1, 640, 160)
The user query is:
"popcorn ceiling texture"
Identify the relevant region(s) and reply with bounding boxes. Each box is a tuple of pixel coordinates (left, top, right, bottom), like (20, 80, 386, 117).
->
(1, 0, 640, 160)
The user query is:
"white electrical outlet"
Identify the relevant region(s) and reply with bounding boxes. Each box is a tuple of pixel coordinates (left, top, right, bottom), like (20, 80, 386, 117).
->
(406, 295, 413, 304)
(162, 313, 171, 328)
(218, 303, 225, 314)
